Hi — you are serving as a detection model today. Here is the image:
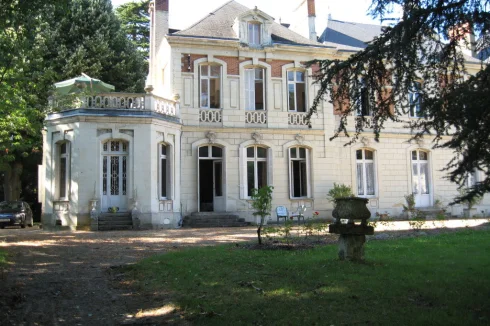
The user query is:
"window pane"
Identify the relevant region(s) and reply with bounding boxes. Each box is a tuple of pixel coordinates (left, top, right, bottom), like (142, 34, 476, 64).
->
(199, 146, 208, 157)
(161, 144, 167, 156)
(200, 79, 208, 107)
(122, 156, 127, 196)
(412, 163, 419, 194)
(257, 147, 267, 158)
(366, 162, 375, 195)
(247, 147, 254, 158)
(247, 161, 255, 196)
(103, 156, 107, 195)
(200, 65, 208, 76)
(257, 161, 267, 189)
(287, 71, 294, 81)
(255, 68, 263, 80)
(357, 163, 364, 195)
(288, 84, 295, 110)
(296, 83, 306, 112)
(292, 161, 299, 197)
(419, 151, 428, 160)
(209, 78, 220, 108)
(360, 87, 370, 116)
(300, 161, 307, 197)
(210, 65, 220, 77)
(412, 151, 417, 160)
(60, 143, 66, 154)
(290, 147, 297, 158)
(296, 71, 304, 82)
(254, 78, 264, 110)
(212, 146, 222, 157)
(161, 158, 167, 197)
(420, 162, 429, 194)
(365, 150, 373, 160)
(356, 150, 362, 160)
(299, 147, 306, 158)
(60, 157, 66, 198)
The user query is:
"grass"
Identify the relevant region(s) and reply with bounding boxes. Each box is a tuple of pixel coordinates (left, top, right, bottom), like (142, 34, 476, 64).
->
(0, 249, 7, 267)
(125, 230, 490, 325)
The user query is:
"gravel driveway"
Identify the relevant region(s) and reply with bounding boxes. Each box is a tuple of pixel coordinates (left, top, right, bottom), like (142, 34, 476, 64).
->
(0, 226, 258, 325)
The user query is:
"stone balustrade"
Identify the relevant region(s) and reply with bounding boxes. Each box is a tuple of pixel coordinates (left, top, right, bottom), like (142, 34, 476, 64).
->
(52, 92, 180, 119)
(245, 110, 267, 124)
(288, 112, 309, 126)
(199, 108, 222, 123)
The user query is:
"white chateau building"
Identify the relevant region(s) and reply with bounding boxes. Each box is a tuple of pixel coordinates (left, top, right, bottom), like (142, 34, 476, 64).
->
(39, 0, 488, 230)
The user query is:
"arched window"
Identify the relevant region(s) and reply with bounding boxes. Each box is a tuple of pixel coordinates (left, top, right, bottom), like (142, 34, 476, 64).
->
(356, 149, 375, 196)
(199, 64, 221, 109)
(245, 67, 265, 110)
(289, 146, 310, 198)
(411, 150, 430, 195)
(246, 146, 268, 197)
(159, 143, 171, 199)
(57, 142, 70, 199)
(287, 70, 306, 112)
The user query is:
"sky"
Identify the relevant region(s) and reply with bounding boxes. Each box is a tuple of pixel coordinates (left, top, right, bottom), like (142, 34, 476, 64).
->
(111, 0, 388, 32)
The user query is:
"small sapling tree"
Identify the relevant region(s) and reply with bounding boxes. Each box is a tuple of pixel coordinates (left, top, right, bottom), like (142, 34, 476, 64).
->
(250, 186, 274, 245)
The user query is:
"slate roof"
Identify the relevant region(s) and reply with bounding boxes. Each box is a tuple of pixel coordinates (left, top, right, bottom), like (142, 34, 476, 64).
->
(319, 18, 481, 63)
(318, 19, 383, 52)
(171, 0, 326, 47)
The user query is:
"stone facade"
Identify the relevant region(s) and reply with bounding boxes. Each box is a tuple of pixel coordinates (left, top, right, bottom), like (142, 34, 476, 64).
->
(39, 0, 488, 230)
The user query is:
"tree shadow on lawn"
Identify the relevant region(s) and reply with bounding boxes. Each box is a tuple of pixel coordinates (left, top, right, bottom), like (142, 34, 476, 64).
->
(117, 226, 490, 325)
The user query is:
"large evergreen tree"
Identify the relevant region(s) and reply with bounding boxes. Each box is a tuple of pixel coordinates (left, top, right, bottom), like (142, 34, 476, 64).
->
(45, 0, 147, 93)
(116, 0, 150, 60)
(0, 0, 147, 201)
(309, 0, 490, 203)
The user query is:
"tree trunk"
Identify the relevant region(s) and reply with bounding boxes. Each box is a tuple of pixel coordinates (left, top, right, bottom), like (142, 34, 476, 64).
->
(257, 222, 262, 245)
(3, 162, 22, 201)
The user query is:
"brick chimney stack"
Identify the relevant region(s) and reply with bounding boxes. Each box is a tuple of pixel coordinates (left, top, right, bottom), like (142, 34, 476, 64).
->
(148, 0, 169, 88)
(307, 0, 317, 41)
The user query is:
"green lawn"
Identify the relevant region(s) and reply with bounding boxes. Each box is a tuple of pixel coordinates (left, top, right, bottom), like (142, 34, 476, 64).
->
(126, 230, 490, 325)
(0, 249, 6, 267)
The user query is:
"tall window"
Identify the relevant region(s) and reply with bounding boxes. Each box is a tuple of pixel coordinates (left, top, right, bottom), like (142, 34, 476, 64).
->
(466, 170, 480, 187)
(288, 71, 306, 112)
(409, 82, 422, 118)
(356, 149, 375, 196)
(248, 22, 261, 45)
(200, 65, 221, 109)
(411, 150, 430, 195)
(289, 147, 310, 198)
(245, 68, 265, 110)
(246, 146, 268, 197)
(357, 79, 372, 116)
(159, 144, 170, 199)
(58, 142, 70, 199)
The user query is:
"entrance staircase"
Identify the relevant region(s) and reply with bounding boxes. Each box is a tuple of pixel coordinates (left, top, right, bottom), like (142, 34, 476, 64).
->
(97, 212, 133, 231)
(183, 212, 250, 228)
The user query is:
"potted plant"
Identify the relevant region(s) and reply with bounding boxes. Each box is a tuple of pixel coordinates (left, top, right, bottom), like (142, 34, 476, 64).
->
(108, 206, 119, 213)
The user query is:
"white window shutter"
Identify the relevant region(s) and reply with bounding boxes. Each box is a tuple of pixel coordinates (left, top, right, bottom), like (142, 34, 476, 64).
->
(267, 147, 273, 187)
(245, 69, 254, 110)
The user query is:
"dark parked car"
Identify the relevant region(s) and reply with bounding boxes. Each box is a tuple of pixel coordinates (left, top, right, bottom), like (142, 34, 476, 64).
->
(0, 201, 33, 229)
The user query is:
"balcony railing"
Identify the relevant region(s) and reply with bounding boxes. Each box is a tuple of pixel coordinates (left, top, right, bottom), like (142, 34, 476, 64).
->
(288, 112, 309, 126)
(199, 108, 222, 123)
(245, 110, 267, 124)
(51, 92, 179, 118)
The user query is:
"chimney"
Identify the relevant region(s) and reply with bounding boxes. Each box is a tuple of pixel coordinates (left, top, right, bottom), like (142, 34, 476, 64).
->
(148, 0, 169, 87)
(307, 0, 317, 41)
(448, 23, 476, 58)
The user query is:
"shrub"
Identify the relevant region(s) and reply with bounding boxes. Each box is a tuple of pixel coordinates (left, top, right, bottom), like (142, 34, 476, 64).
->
(327, 183, 353, 203)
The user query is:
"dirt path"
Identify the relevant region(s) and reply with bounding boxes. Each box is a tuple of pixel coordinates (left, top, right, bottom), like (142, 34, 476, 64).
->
(0, 220, 488, 325)
(0, 227, 257, 325)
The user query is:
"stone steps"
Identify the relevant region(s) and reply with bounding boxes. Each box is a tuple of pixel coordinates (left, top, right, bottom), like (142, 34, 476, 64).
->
(183, 213, 250, 228)
(97, 212, 133, 231)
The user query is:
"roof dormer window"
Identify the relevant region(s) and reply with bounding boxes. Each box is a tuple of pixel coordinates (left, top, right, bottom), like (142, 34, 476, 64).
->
(248, 22, 261, 45)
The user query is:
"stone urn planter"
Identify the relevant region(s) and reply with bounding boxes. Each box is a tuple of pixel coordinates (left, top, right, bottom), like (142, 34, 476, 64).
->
(329, 197, 374, 261)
